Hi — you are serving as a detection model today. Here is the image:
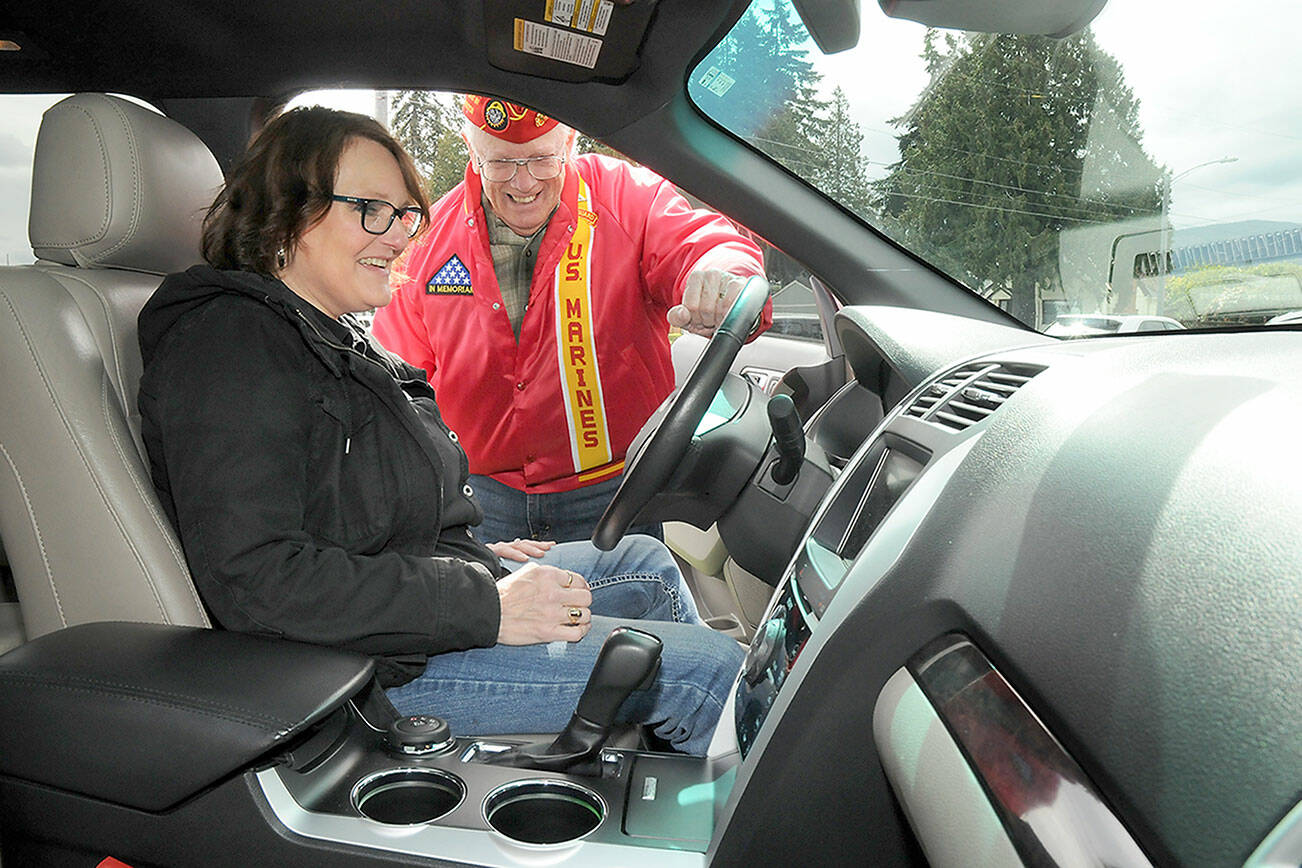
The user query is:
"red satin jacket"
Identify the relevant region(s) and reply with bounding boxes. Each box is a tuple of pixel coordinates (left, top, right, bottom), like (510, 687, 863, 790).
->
(374, 154, 767, 494)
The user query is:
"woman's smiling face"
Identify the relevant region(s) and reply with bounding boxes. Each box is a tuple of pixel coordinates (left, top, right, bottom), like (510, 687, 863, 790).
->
(279, 137, 415, 319)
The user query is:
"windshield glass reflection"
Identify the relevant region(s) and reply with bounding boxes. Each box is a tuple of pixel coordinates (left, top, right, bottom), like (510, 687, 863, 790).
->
(689, 1, 1302, 334)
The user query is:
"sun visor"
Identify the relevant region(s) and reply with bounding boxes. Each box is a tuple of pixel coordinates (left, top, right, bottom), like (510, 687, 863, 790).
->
(483, 0, 657, 83)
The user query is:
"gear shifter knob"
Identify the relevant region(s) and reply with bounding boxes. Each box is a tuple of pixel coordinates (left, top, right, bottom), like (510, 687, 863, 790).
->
(575, 626, 663, 725)
(486, 627, 663, 775)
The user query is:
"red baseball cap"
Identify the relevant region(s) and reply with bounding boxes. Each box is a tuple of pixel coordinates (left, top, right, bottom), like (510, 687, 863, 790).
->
(462, 94, 559, 143)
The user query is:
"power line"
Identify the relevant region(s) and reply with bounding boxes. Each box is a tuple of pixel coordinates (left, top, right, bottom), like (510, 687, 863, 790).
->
(889, 182, 1146, 224)
(876, 161, 1152, 217)
(878, 187, 1132, 227)
(747, 133, 1152, 219)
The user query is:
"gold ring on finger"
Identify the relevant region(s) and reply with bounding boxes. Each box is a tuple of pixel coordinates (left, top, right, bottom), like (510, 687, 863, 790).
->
(568, 607, 583, 625)
(564, 571, 575, 588)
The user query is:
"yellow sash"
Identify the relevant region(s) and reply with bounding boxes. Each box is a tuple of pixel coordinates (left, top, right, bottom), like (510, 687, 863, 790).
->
(554, 178, 618, 480)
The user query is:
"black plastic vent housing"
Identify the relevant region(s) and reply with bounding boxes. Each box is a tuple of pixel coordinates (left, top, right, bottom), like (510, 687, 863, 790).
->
(905, 362, 1045, 432)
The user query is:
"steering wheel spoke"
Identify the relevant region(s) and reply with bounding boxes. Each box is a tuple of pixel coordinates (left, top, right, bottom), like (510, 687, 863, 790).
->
(593, 277, 771, 549)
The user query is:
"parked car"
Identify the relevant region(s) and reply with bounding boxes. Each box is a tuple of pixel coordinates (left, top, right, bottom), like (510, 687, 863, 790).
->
(0, 0, 1298, 866)
(1044, 314, 1187, 337)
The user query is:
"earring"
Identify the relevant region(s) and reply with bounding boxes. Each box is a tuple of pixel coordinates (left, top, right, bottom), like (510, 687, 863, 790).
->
(275, 246, 287, 269)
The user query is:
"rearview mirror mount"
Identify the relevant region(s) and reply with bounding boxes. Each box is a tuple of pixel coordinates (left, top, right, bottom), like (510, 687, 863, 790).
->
(791, 0, 861, 54)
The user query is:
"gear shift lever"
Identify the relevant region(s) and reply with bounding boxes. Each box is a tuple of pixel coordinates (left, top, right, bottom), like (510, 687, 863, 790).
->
(487, 626, 663, 775)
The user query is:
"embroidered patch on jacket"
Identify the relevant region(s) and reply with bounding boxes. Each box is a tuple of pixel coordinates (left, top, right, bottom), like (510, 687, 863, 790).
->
(578, 208, 598, 226)
(426, 255, 474, 295)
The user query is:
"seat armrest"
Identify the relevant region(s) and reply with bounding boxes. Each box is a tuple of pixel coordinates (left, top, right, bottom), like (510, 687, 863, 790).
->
(0, 621, 375, 811)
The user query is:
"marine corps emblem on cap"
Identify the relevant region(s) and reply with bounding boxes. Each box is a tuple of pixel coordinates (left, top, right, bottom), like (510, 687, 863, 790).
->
(461, 94, 559, 143)
(483, 100, 509, 132)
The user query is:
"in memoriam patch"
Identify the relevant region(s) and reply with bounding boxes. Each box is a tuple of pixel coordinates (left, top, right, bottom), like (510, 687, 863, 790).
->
(426, 254, 474, 295)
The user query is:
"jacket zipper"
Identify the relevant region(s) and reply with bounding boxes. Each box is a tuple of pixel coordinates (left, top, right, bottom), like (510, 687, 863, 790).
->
(286, 304, 449, 519)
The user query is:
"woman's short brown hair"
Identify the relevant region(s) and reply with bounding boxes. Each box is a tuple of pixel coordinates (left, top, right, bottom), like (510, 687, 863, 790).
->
(202, 106, 430, 275)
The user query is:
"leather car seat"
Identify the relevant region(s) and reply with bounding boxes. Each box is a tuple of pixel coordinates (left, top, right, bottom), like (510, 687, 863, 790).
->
(0, 95, 656, 752)
(0, 93, 223, 641)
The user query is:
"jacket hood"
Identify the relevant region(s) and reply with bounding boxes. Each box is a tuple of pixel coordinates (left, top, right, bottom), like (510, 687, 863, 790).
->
(138, 265, 345, 373)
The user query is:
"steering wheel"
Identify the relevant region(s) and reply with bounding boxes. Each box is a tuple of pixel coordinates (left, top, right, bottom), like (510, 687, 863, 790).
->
(592, 276, 770, 550)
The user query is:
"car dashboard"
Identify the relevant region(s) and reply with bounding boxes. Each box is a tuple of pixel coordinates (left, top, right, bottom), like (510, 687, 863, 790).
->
(716, 310, 1301, 866)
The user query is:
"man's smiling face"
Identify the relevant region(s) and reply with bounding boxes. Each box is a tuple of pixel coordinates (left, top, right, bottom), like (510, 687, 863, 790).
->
(466, 124, 574, 237)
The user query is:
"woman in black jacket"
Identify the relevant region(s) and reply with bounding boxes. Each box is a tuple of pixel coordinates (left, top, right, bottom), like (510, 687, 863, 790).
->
(138, 106, 742, 755)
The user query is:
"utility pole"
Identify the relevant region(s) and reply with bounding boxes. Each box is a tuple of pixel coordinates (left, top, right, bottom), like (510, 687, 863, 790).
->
(1158, 156, 1237, 314)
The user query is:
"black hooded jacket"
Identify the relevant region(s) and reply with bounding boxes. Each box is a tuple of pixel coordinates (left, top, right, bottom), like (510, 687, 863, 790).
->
(138, 265, 504, 687)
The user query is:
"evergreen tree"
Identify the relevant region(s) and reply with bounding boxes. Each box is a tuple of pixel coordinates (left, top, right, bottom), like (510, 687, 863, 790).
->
(576, 134, 628, 161)
(689, 1, 876, 230)
(873, 30, 1163, 323)
(691, 0, 825, 179)
(808, 87, 873, 219)
(390, 90, 468, 203)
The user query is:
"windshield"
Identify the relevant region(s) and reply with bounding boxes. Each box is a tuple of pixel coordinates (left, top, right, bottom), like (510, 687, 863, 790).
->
(689, 1, 1302, 334)
(1052, 317, 1121, 333)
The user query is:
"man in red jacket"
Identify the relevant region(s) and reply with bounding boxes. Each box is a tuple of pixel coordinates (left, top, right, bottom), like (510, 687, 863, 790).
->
(374, 95, 768, 545)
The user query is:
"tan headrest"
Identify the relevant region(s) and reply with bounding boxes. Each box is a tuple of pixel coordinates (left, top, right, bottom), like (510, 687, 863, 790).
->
(28, 93, 224, 274)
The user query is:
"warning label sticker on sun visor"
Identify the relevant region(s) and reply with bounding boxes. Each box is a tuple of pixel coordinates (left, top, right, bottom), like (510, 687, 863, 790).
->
(514, 18, 602, 68)
(545, 0, 614, 35)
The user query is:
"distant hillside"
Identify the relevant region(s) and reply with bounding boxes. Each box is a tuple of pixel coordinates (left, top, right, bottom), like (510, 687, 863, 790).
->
(1173, 220, 1302, 248)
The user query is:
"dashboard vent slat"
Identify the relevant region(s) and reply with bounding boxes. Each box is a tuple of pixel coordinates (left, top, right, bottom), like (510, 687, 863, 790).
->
(904, 362, 1045, 432)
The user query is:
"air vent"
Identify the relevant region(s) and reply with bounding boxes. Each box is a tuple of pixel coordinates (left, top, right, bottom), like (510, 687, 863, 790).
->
(905, 362, 1044, 432)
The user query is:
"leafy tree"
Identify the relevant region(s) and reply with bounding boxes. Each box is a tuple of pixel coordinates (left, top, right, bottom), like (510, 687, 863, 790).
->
(390, 90, 468, 203)
(873, 30, 1164, 324)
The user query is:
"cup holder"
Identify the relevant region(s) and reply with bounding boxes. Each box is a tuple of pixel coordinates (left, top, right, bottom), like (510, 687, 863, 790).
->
(351, 768, 465, 825)
(484, 780, 606, 845)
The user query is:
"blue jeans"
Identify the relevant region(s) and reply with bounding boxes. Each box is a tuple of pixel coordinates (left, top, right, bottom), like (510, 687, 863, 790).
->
(470, 473, 663, 544)
(385, 535, 742, 755)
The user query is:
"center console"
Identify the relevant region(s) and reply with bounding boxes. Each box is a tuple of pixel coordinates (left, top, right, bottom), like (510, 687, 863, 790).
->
(257, 692, 735, 866)
(0, 619, 739, 867)
(736, 433, 932, 755)
(253, 625, 738, 866)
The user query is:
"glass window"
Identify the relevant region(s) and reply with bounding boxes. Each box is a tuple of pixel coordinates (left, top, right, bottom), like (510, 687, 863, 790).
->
(1, 94, 69, 267)
(768, 279, 823, 342)
(689, 0, 1302, 334)
(290, 88, 824, 343)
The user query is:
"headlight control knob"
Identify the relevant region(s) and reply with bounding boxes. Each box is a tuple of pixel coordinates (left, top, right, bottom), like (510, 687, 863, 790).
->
(387, 715, 454, 755)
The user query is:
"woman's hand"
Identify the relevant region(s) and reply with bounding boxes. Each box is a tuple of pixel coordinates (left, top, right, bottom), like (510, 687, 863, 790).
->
(487, 538, 557, 562)
(496, 563, 592, 645)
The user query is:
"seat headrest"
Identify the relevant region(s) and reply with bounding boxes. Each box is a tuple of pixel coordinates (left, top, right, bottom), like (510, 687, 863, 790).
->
(28, 93, 224, 274)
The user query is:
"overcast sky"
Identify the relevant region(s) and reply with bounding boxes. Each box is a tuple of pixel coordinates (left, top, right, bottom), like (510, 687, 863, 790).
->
(4, 0, 1301, 264)
(823, 0, 1302, 230)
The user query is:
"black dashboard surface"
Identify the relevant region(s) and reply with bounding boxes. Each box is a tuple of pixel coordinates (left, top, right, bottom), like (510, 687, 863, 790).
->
(717, 312, 1300, 866)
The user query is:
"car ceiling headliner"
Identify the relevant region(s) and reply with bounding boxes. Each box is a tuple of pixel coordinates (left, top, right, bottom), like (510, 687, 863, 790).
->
(1, 0, 744, 139)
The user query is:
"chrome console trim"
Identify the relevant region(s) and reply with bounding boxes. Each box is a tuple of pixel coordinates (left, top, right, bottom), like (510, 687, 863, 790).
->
(349, 767, 465, 826)
(908, 635, 1153, 867)
(1246, 799, 1302, 868)
(254, 767, 705, 868)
